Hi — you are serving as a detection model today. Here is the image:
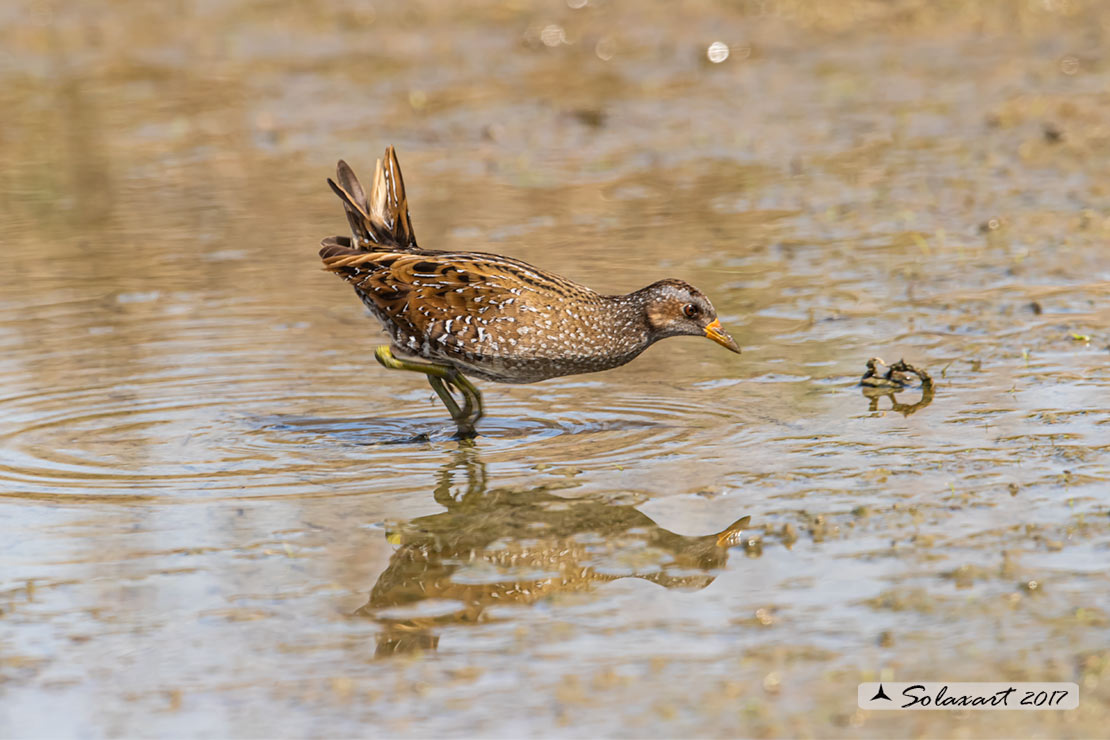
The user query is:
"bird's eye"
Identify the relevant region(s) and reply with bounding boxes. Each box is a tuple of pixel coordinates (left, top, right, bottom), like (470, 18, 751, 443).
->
(682, 303, 698, 319)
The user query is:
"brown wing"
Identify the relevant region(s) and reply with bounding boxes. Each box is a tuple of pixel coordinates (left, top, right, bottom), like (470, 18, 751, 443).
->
(326, 146, 418, 250)
(320, 245, 599, 353)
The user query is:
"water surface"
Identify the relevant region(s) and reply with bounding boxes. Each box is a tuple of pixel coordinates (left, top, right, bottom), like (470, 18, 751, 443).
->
(2, 1, 1109, 736)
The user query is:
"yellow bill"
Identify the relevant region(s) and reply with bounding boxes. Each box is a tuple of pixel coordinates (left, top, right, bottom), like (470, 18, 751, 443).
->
(705, 318, 741, 354)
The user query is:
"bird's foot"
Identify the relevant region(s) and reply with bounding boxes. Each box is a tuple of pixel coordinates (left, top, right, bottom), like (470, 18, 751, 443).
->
(375, 346, 484, 437)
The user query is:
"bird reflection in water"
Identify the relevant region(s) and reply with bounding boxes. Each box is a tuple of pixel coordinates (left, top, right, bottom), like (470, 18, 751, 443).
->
(355, 446, 750, 657)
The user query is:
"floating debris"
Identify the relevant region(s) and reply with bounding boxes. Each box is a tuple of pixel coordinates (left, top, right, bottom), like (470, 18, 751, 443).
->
(861, 357, 933, 389)
(706, 41, 729, 63)
(860, 358, 935, 416)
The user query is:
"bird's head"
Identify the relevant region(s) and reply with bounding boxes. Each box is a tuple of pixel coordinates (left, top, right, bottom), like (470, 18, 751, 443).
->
(638, 279, 741, 354)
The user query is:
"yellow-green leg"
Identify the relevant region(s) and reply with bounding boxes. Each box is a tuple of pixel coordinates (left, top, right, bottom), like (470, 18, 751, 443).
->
(375, 346, 484, 437)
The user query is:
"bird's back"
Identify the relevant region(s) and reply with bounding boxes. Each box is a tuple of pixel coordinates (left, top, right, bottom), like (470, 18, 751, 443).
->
(319, 149, 651, 382)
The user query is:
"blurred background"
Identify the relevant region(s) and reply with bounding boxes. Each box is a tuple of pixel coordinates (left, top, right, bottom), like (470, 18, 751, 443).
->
(2, 0, 1109, 737)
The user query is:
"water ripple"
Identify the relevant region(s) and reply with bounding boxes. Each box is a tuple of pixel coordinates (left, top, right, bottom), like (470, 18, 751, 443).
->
(0, 358, 750, 500)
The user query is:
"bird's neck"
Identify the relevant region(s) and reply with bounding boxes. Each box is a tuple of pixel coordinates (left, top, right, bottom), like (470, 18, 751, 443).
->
(599, 289, 657, 353)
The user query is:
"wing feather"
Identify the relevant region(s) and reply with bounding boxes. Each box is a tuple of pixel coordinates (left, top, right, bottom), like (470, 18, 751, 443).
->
(321, 248, 586, 349)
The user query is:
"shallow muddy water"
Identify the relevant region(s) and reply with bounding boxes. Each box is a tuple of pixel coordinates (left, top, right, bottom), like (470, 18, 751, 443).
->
(2, 1, 1109, 736)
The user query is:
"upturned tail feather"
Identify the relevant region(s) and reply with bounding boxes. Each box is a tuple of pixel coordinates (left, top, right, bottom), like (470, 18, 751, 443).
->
(322, 145, 418, 254)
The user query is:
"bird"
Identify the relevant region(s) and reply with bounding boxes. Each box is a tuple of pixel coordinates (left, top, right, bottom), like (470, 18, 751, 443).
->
(318, 146, 741, 437)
